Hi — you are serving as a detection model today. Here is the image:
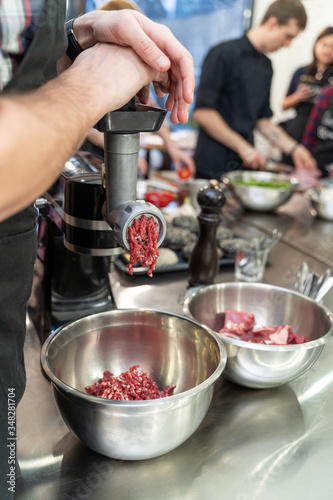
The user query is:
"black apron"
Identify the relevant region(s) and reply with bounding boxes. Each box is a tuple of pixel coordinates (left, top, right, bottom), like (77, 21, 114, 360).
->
(0, 2, 66, 497)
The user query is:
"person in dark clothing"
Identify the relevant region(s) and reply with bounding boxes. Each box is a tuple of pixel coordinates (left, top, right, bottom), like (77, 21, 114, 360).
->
(282, 27, 333, 145)
(302, 82, 333, 176)
(193, 0, 318, 180)
(0, 3, 194, 498)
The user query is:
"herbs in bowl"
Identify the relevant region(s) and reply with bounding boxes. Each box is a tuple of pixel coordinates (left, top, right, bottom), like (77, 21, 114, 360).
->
(232, 178, 291, 189)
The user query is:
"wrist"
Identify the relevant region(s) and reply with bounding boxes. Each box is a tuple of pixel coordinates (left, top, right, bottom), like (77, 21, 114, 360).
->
(65, 19, 83, 61)
(66, 14, 96, 54)
(288, 142, 301, 156)
(236, 140, 252, 156)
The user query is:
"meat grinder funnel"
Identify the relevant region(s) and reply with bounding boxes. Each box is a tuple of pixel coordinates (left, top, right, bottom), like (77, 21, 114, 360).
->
(96, 100, 167, 250)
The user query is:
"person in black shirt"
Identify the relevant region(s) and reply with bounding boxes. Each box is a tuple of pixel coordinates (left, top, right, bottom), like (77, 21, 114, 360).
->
(193, 0, 318, 180)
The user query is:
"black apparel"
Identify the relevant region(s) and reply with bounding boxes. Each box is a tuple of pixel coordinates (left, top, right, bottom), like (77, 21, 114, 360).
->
(0, 2, 66, 497)
(282, 66, 333, 166)
(284, 66, 333, 143)
(194, 35, 273, 180)
(313, 97, 333, 172)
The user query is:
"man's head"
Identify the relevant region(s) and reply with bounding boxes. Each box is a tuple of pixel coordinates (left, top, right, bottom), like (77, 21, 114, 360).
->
(99, 0, 143, 13)
(260, 0, 307, 52)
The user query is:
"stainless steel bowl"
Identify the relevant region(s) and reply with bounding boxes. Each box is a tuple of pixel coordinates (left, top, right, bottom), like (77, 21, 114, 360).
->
(304, 187, 333, 221)
(41, 309, 226, 460)
(183, 178, 210, 212)
(183, 283, 333, 389)
(224, 170, 298, 211)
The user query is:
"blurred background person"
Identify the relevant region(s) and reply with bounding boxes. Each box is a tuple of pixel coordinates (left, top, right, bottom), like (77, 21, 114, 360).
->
(192, 0, 318, 180)
(281, 26, 333, 158)
(302, 81, 333, 177)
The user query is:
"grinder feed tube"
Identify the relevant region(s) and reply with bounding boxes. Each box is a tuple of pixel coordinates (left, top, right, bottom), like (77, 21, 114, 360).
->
(103, 132, 140, 211)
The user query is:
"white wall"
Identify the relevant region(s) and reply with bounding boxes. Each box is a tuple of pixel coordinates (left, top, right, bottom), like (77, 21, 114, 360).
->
(252, 0, 333, 123)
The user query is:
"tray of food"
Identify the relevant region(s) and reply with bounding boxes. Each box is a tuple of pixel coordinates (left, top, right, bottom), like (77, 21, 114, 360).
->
(115, 215, 249, 276)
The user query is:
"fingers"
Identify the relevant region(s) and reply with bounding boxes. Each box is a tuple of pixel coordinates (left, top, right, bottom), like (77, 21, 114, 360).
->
(137, 84, 150, 105)
(293, 148, 317, 171)
(165, 67, 191, 124)
(101, 12, 194, 123)
(240, 145, 266, 170)
(136, 18, 194, 106)
(154, 29, 194, 109)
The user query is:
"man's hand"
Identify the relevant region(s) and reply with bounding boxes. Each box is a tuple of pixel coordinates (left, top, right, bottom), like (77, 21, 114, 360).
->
(292, 145, 318, 171)
(71, 43, 170, 121)
(237, 143, 266, 170)
(169, 147, 196, 175)
(72, 10, 195, 125)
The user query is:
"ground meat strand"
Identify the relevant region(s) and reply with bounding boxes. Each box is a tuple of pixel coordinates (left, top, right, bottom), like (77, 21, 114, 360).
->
(127, 215, 159, 277)
(85, 365, 176, 401)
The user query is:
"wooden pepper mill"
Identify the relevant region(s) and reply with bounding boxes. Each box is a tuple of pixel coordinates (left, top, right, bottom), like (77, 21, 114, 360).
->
(188, 179, 226, 287)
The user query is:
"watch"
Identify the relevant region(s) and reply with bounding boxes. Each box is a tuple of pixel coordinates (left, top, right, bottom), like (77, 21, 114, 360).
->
(65, 19, 83, 61)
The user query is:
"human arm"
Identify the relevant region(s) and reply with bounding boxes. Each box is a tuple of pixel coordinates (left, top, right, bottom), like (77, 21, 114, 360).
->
(282, 84, 314, 111)
(281, 68, 313, 111)
(58, 10, 194, 125)
(192, 107, 266, 169)
(0, 43, 171, 222)
(156, 124, 195, 175)
(256, 118, 318, 171)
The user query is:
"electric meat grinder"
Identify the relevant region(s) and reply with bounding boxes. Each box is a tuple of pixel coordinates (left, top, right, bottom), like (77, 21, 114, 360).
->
(29, 99, 167, 342)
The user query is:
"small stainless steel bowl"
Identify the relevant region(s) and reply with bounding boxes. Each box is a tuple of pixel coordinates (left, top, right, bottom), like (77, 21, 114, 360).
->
(183, 178, 210, 212)
(183, 282, 333, 389)
(224, 170, 298, 211)
(304, 187, 333, 221)
(41, 309, 226, 460)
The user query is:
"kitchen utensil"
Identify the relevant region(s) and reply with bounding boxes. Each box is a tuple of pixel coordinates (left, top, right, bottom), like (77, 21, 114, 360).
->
(295, 261, 309, 293)
(235, 244, 269, 282)
(41, 308, 226, 460)
(302, 272, 315, 297)
(310, 269, 331, 300)
(314, 277, 333, 303)
(257, 228, 282, 251)
(182, 282, 333, 389)
(294, 264, 332, 302)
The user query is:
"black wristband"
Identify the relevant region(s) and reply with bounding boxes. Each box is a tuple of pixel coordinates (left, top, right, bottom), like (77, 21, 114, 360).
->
(65, 19, 83, 61)
(289, 143, 301, 156)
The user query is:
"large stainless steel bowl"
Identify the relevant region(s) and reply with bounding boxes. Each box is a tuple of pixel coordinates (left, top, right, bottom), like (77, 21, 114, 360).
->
(183, 283, 333, 389)
(304, 187, 333, 221)
(224, 170, 298, 211)
(41, 309, 226, 460)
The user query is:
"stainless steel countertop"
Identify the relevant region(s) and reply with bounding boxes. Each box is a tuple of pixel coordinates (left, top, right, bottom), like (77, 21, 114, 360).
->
(238, 192, 333, 267)
(16, 194, 333, 500)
